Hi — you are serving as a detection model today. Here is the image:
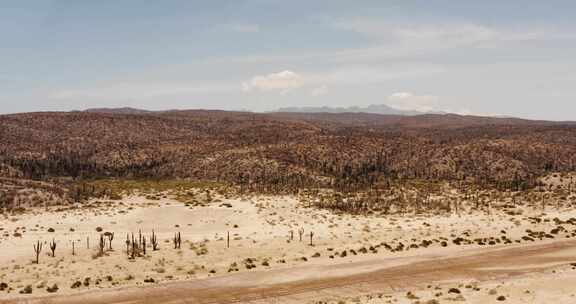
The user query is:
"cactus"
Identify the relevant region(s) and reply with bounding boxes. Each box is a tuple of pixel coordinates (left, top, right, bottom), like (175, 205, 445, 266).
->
(125, 233, 130, 256)
(50, 239, 56, 257)
(298, 228, 305, 242)
(173, 232, 181, 249)
(33, 240, 43, 264)
(108, 232, 114, 250)
(151, 230, 159, 251)
(99, 234, 105, 255)
(131, 239, 136, 259)
(309, 231, 314, 246)
(139, 229, 142, 248)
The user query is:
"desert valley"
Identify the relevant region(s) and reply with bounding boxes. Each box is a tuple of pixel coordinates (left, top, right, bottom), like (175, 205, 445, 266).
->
(3, 1, 576, 302)
(1, 110, 576, 303)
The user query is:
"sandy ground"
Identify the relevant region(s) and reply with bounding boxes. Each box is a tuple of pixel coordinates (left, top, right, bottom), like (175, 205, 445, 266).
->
(309, 257, 576, 304)
(3, 239, 576, 304)
(1, 190, 576, 303)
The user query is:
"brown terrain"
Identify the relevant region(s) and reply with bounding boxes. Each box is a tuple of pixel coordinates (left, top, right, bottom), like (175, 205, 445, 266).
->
(1, 110, 576, 198)
(2, 110, 576, 304)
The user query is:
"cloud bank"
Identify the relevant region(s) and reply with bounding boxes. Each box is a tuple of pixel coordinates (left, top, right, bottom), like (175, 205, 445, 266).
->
(242, 70, 305, 93)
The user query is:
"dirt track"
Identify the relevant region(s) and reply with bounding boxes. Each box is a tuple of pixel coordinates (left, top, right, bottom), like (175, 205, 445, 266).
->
(5, 240, 576, 304)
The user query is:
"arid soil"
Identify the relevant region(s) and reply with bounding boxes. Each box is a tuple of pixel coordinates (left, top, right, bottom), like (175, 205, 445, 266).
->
(3, 235, 576, 304)
(2, 186, 576, 303)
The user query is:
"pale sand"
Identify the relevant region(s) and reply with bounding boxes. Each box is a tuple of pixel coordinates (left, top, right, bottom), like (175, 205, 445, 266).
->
(321, 265, 576, 304)
(1, 191, 576, 302)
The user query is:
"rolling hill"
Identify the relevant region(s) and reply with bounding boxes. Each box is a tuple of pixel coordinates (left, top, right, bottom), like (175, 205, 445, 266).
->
(1, 109, 575, 206)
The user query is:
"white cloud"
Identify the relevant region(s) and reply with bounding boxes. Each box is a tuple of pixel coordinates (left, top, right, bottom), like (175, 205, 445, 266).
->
(387, 92, 440, 112)
(338, 22, 494, 44)
(241, 66, 444, 95)
(242, 70, 305, 93)
(310, 85, 328, 97)
(387, 92, 510, 116)
(333, 20, 576, 48)
(443, 108, 507, 117)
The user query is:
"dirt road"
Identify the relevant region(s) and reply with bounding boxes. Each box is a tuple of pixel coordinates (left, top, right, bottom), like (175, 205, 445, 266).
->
(5, 240, 576, 304)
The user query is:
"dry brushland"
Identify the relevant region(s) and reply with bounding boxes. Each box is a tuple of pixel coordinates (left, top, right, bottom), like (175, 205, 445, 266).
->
(2, 110, 576, 303)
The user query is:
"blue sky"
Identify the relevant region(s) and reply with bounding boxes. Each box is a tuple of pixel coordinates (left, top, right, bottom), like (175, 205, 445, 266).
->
(1, 0, 576, 120)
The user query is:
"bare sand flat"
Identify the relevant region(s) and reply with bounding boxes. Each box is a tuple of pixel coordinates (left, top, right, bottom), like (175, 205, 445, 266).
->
(4, 239, 576, 304)
(2, 190, 576, 303)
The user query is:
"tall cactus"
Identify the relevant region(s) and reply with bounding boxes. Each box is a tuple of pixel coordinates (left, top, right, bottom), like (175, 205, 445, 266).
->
(99, 234, 105, 255)
(108, 232, 114, 250)
(125, 233, 130, 257)
(33, 241, 43, 264)
(151, 230, 158, 251)
(173, 232, 181, 249)
(50, 239, 56, 257)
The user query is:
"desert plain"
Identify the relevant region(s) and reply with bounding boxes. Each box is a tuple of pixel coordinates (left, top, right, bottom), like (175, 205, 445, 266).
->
(2, 175, 576, 304)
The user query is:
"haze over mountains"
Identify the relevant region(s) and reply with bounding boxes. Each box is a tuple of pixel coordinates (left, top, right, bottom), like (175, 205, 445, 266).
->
(79, 105, 572, 125)
(80, 103, 531, 122)
(276, 104, 440, 116)
(82, 104, 431, 116)
(83, 107, 154, 115)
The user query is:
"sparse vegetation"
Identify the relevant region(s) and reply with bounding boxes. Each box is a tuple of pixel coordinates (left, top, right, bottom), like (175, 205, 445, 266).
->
(2, 111, 576, 211)
(2, 111, 576, 303)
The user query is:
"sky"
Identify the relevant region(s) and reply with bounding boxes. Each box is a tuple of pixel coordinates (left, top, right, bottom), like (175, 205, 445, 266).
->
(1, 0, 576, 120)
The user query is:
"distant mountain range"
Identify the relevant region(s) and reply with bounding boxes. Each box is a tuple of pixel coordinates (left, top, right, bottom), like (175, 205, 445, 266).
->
(81, 105, 521, 121)
(83, 107, 153, 115)
(276, 104, 444, 116)
(82, 105, 434, 116)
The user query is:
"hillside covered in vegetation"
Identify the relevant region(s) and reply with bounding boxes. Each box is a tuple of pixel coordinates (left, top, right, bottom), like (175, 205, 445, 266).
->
(1, 110, 575, 208)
